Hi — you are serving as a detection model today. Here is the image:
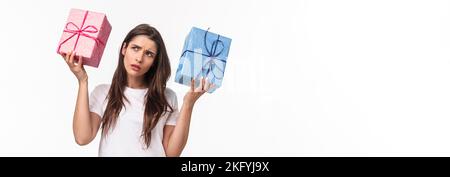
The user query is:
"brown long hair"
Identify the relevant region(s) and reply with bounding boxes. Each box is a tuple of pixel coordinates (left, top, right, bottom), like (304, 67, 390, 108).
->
(102, 24, 173, 148)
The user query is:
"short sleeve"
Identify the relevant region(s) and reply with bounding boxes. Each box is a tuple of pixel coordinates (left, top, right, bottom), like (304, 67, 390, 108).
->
(165, 88, 179, 126)
(89, 84, 109, 118)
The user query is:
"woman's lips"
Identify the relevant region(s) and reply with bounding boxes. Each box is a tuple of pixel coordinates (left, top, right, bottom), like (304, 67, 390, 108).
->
(131, 64, 141, 71)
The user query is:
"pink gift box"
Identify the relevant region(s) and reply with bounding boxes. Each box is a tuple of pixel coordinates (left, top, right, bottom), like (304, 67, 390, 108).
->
(56, 8, 112, 68)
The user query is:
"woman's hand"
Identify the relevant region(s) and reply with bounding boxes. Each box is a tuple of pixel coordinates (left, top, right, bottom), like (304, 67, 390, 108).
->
(61, 51, 88, 83)
(164, 77, 214, 156)
(183, 77, 214, 106)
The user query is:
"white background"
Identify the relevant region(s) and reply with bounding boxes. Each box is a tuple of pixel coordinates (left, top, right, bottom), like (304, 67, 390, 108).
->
(1, 0, 450, 156)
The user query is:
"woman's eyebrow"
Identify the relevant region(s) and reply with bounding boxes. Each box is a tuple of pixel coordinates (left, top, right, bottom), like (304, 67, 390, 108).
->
(131, 44, 142, 49)
(146, 49, 156, 55)
(131, 43, 155, 54)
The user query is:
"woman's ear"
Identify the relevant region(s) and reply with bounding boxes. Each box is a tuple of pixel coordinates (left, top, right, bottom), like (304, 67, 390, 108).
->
(121, 42, 127, 56)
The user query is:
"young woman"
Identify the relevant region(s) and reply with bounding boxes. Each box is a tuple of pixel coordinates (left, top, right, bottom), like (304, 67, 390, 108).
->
(61, 24, 212, 157)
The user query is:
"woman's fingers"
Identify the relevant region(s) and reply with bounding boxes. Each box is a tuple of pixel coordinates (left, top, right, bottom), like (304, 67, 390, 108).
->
(63, 51, 71, 64)
(61, 53, 67, 61)
(204, 77, 210, 92)
(76, 56, 86, 73)
(77, 55, 83, 67)
(190, 78, 195, 91)
(194, 77, 204, 92)
(188, 77, 213, 93)
(201, 77, 205, 91)
(61, 50, 89, 82)
(200, 77, 209, 93)
(66, 51, 74, 67)
(189, 77, 213, 93)
(68, 51, 76, 67)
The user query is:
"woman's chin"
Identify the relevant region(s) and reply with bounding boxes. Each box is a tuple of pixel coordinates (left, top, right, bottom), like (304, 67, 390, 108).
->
(125, 69, 143, 77)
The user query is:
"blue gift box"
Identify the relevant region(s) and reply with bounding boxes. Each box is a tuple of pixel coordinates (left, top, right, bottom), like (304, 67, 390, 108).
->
(175, 27, 232, 93)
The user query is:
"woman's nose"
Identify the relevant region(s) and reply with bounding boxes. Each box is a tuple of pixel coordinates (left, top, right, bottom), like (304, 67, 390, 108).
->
(135, 52, 144, 63)
(135, 56, 142, 63)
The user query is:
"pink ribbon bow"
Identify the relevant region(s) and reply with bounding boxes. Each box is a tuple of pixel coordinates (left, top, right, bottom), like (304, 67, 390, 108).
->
(57, 10, 105, 54)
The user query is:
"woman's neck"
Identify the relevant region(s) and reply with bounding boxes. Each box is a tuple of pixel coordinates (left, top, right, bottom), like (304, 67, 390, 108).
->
(127, 76, 147, 89)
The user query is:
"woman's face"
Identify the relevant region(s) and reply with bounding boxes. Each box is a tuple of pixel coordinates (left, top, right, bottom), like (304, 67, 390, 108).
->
(122, 35, 158, 79)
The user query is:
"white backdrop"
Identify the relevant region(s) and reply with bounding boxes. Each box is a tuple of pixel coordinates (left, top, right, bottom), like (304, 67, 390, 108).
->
(1, 0, 450, 156)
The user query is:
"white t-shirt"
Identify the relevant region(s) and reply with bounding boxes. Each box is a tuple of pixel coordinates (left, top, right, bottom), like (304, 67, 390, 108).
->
(89, 84, 180, 157)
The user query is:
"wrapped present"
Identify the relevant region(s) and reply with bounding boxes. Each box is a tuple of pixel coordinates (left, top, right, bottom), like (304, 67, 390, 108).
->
(175, 27, 232, 93)
(56, 8, 112, 68)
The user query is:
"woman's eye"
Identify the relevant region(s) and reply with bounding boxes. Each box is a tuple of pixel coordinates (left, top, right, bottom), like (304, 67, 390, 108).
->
(146, 52, 154, 58)
(132, 47, 139, 51)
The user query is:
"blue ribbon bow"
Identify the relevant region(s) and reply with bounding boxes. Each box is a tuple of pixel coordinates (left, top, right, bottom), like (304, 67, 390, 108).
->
(179, 28, 227, 83)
